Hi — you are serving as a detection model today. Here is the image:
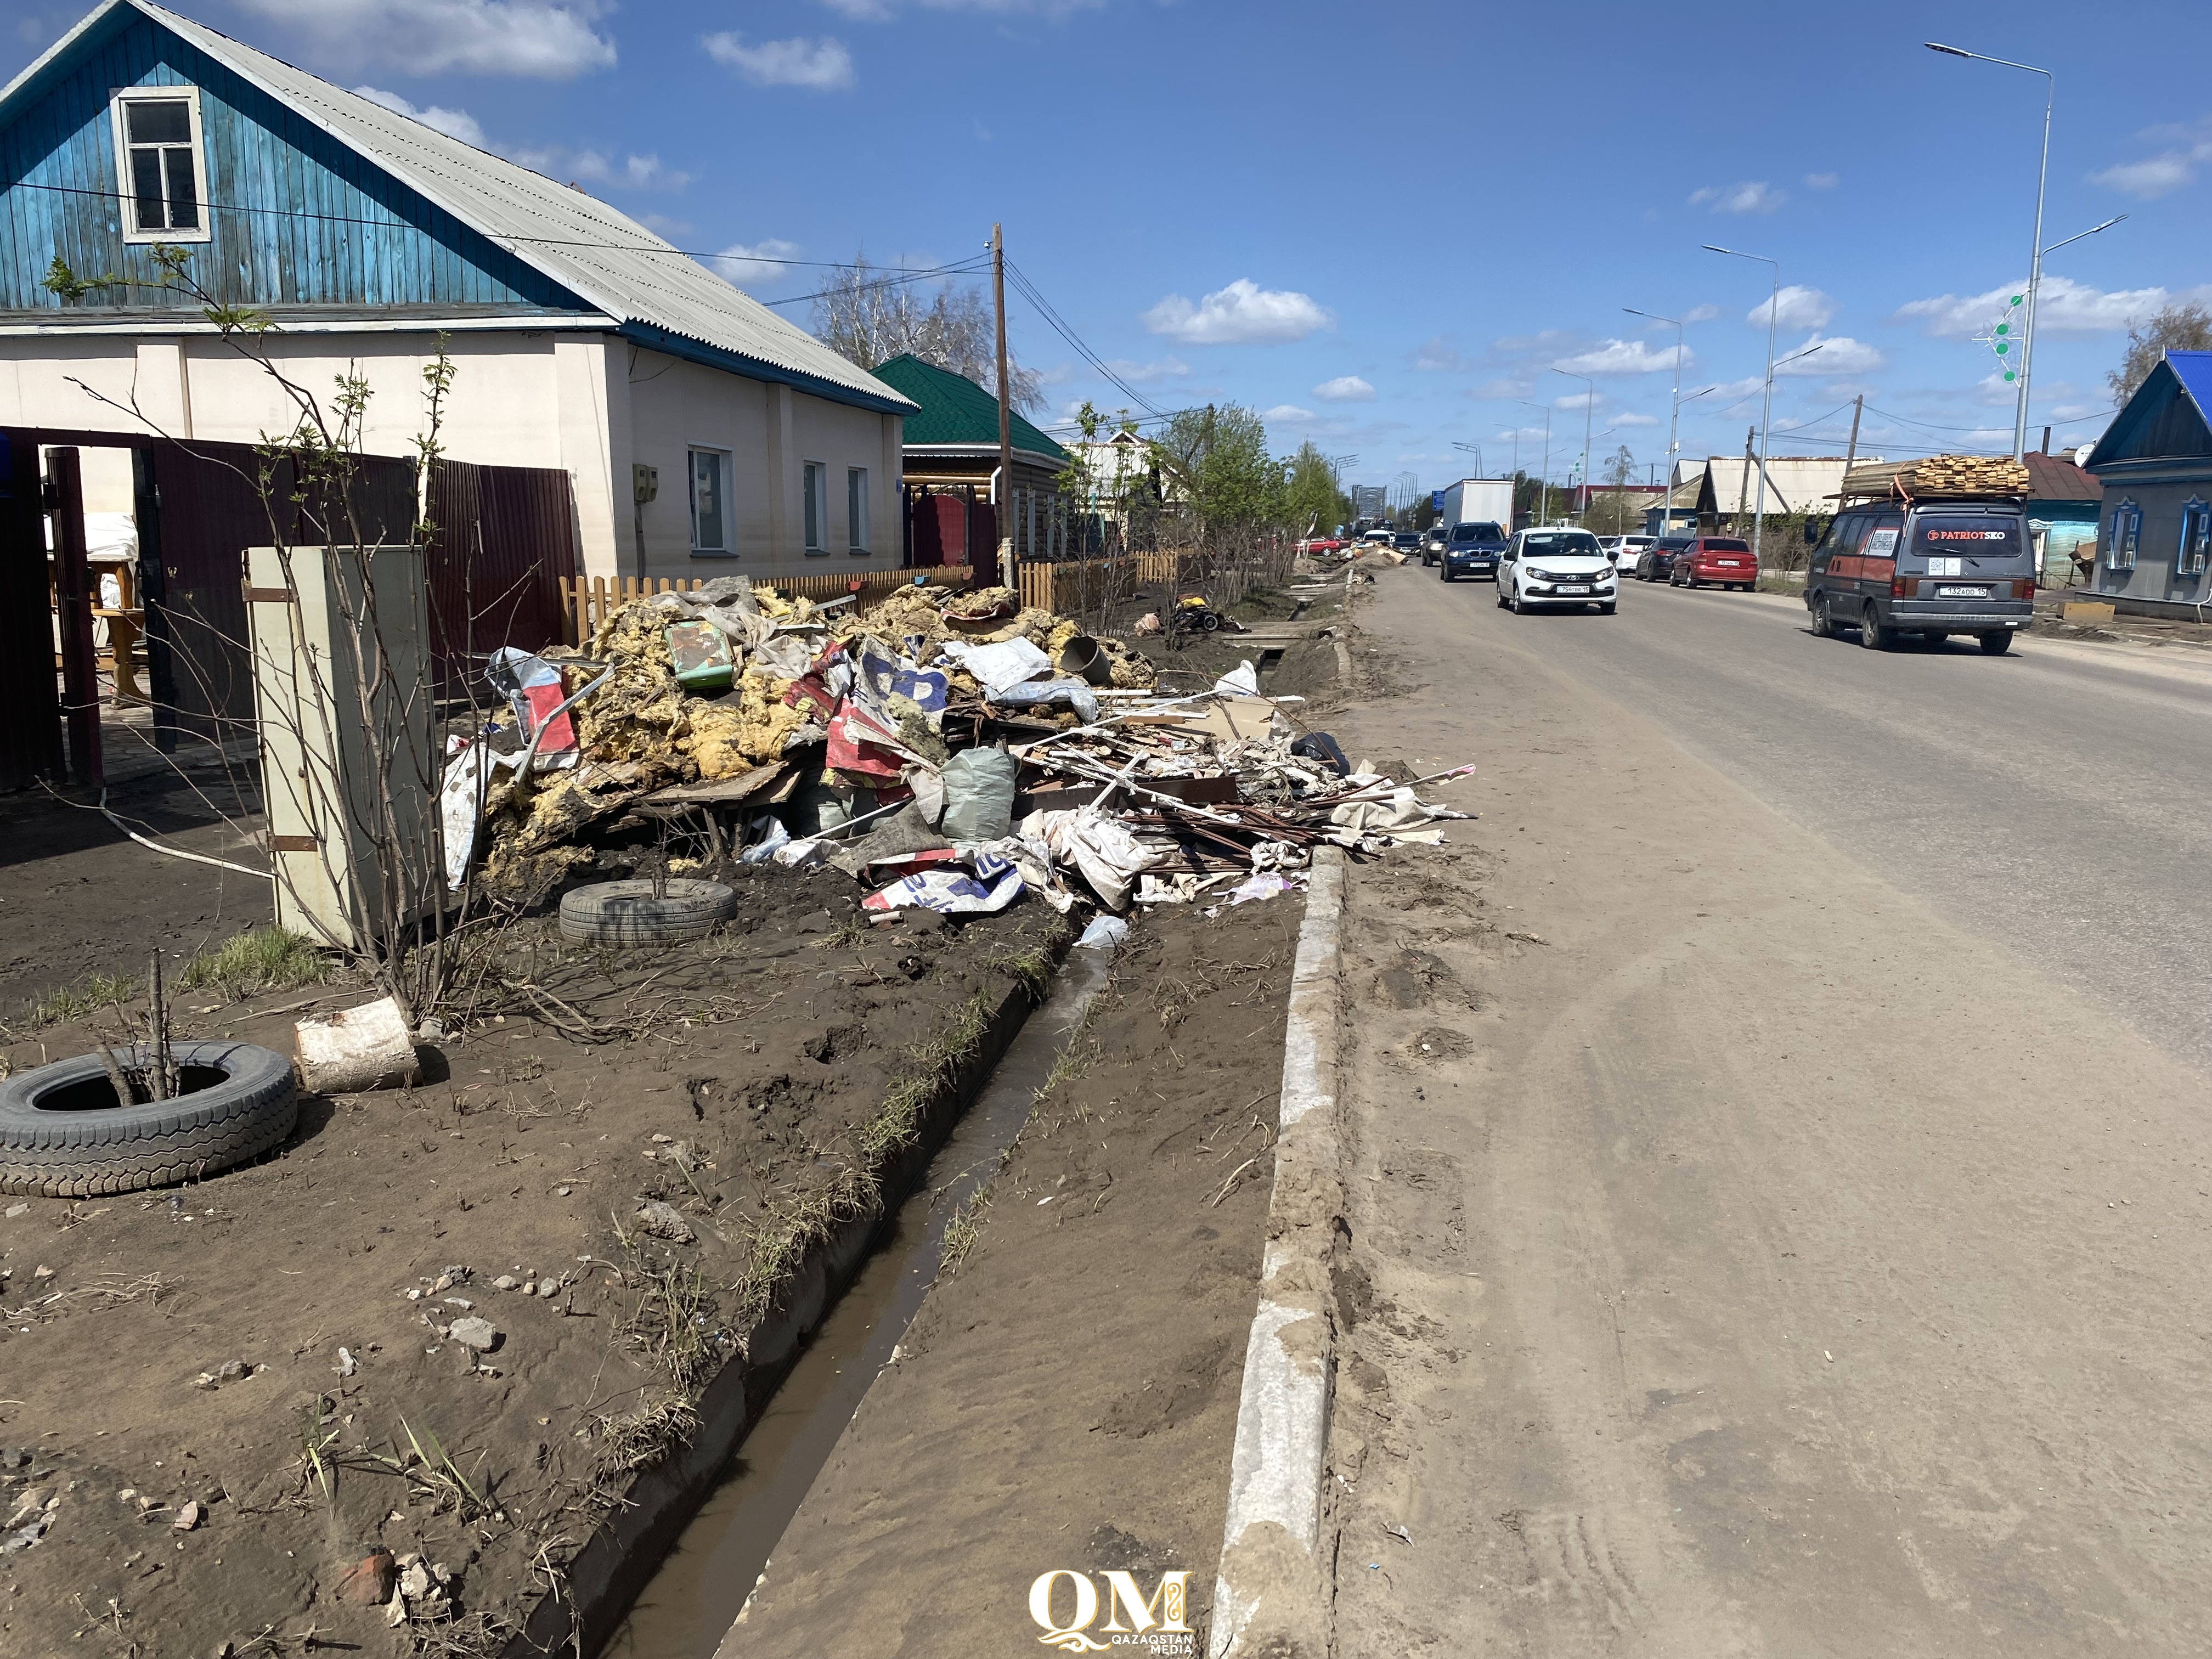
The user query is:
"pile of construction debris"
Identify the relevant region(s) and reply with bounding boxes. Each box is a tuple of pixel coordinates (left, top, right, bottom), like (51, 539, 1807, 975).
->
(441, 577, 1469, 919)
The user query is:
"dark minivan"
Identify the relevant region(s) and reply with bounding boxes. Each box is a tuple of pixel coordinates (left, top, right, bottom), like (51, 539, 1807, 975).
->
(1441, 520, 1509, 582)
(1805, 498, 2034, 653)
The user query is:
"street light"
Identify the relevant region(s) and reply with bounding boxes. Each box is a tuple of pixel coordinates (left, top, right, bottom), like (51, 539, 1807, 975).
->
(1549, 366, 1594, 523)
(1926, 41, 2052, 463)
(1519, 400, 1553, 525)
(1625, 306, 1685, 511)
(1704, 242, 1781, 565)
(1452, 440, 1483, 477)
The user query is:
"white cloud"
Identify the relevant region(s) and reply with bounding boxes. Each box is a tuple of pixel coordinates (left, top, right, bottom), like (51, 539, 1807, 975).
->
(1467, 377, 1530, 400)
(1313, 375, 1375, 403)
(1894, 275, 2194, 339)
(234, 0, 614, 78)
(819, 0, 896, 15)
(1683, 303, 1720, 323)
(2092, 154, 2200, 198)
(1554, 391, 1599, 411)
(352, 87, 487, 148)
(1803, 172, 1839, 190)
(1749, 284, 1836, 331)
(2090, 118, 2212, 198)
(1409, 336, 1476, 373)
(1143, 279, 1333, 346)
(1101, 357, 1192, 384)
(703, 32, 856, 89)
(1688, 180, 1786, 215)
(1262, 404, 1315, 423)
(1777, 334, 1884, 376)
(1553, 338, 1687, 375)
(1613, 411, 1660, 427)
(709, 239, 803, 292)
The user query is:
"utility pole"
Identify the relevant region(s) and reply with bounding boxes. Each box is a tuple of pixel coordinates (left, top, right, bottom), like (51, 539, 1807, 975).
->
(1840, 393, 1864, 483)
(991, 222, 1013, 587)
(1737, 426, 1755, 524)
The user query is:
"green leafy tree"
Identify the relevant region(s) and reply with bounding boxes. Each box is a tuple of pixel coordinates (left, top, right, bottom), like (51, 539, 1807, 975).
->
(1283, 441, 1350, 536)
(1151, 403, 1285, 540)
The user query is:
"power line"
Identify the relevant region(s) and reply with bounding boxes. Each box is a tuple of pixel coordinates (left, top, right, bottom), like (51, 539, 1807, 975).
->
(1002, 259, 1167, 420)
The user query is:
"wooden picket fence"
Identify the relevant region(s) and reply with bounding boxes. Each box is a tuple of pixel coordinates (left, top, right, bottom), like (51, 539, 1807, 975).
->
(1011, 548, 1190, 617)
(557, 567, 977, 645)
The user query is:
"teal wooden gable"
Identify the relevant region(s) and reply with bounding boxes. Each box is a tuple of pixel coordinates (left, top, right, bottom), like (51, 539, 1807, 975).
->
(0, 6, 586, 318)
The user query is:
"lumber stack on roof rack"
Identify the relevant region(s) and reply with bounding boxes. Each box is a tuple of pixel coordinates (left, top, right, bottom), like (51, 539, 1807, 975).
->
(1842, 455, 2029, 501)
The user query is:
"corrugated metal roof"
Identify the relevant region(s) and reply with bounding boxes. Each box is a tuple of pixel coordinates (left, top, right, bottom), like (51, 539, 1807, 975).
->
(2021, 451, 2102, 503)
(870, 354, 1064, 458)
(3, 1, 913, 414)
(2164, 350, 2212, 424)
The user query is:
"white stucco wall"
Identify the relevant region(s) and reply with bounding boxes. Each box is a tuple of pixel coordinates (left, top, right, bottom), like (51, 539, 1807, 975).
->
(0, 325, 905, 580)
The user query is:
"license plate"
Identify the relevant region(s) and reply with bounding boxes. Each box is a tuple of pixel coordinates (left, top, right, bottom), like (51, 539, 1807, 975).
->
(1718, 560, 1742, 566)
(1937, 585, 1990, 598)
(1556, 585, 1591, 595)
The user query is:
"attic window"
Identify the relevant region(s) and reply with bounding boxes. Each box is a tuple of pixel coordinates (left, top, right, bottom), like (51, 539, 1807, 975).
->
(110, 88, 210, 242)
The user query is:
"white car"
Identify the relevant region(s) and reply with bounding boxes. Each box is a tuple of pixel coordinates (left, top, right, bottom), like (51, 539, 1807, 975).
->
(1497, 527, 1618, 614)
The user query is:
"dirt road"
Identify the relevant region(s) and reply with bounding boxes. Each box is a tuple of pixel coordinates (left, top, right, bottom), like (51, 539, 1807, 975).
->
(1324, 569, 2212, 1656)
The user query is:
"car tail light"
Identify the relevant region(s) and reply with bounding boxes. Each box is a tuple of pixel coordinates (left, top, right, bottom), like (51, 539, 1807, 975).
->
(2016, 579, 2036, 601)
(1891, 574, 1911, 598)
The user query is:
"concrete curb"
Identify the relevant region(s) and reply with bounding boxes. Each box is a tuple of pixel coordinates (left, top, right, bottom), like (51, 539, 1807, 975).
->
(1209, 845, 1345, 1659)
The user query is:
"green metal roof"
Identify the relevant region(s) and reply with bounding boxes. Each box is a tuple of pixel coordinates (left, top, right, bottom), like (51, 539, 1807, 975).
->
(871, 354, 1066, 460)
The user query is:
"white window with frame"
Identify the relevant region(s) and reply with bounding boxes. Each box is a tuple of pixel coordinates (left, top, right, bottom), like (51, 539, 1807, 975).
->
(689, 447, 733, 556)
(2179, 498, 2211, 578)
(2106, 499, 2140, 571)
(110, 87, 209, 243)
(803, 461, 828, 555)
(847, 467, 870, 554)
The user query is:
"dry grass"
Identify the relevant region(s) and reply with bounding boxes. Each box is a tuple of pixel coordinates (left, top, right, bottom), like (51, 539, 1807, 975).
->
(4, 1271, 173, 1325)
(936, 1185, 992, 1279)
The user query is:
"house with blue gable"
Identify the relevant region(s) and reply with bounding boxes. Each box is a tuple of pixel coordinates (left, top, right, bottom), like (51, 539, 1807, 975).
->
(2081, 351, 2212, 616)
(0, 0, 916, 577)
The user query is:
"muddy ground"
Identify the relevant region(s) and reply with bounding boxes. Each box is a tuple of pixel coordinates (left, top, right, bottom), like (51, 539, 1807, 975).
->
(722, 895, 1300, 1656)
(0, 834, 1057, 1659)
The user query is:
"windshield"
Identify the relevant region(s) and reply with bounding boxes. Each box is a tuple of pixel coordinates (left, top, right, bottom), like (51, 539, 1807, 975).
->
(1911, 514, 2024, 564)
(1523, 532, 1601, 557)
(1450, 522, 1503, 544)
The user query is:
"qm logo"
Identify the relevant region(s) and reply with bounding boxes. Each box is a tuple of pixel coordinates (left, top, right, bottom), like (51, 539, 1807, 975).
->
(1029, 1569, 1194, 1654)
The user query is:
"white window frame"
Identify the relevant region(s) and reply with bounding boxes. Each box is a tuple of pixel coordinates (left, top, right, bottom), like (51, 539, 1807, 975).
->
(109, 85, 211, 244)
(802, 461, 828, 556)
(847, 466, 870, 554)
(2107, 500, 2140, 571)
(687, 445, 735, 557)
(2180, 498, 2211, 578)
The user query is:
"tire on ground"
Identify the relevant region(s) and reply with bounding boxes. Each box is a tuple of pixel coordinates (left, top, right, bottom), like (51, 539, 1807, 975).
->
(0, 1041, 300, 1198)
(558, 878, 737, 947)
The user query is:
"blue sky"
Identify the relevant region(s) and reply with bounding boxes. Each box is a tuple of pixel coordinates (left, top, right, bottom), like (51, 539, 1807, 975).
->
(10, 0, 2212, 499)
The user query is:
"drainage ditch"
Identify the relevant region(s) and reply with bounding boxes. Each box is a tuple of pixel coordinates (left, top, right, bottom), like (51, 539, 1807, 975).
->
(600, 945, 1114, 1659)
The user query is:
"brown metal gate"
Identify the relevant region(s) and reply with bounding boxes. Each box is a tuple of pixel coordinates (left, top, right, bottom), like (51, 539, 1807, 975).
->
(0, 431, 583, 792)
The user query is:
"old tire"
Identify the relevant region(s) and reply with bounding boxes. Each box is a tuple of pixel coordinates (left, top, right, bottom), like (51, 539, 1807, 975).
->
(0, 1041, 299, 1198)
(1809, 594, 1833, 637)
(1859, 606, 1892, 650)
(559, 878, 736, 946)
(1979, 630, 2013, 655)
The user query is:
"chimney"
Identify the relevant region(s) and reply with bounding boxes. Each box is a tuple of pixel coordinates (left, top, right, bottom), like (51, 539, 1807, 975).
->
(2040, 425, 2051, 455)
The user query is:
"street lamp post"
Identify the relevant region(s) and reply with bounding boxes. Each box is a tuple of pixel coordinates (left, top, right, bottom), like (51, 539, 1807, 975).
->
(1519, 400, 1552, 525)
(1626, 306, 1684, 528)
(1549, 366, 1595, 523)
(1703, 243, 1780, 566)
(1926, 41, 2052, 464)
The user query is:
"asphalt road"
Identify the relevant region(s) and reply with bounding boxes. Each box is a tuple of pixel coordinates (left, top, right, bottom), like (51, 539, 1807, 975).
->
(1322, 568, 2212, 1658)
(1498, 577, 2212, 1070)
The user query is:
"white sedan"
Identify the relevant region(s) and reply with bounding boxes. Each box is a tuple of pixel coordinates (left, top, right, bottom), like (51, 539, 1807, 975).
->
(1497, 528, 1618, 614)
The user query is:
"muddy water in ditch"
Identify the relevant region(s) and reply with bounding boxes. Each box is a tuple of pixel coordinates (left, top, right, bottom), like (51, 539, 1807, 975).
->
(603, 945, 1113, 1659)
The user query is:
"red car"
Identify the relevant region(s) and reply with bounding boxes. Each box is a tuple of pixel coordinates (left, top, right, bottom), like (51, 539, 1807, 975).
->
(1298, 536, 1344, 554)
(1669, 536, 1759, 591)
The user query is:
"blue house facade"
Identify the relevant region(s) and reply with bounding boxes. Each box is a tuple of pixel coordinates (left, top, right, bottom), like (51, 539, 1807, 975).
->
(2082, 352, 2212, 615)
(0, 1, 916, 576)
